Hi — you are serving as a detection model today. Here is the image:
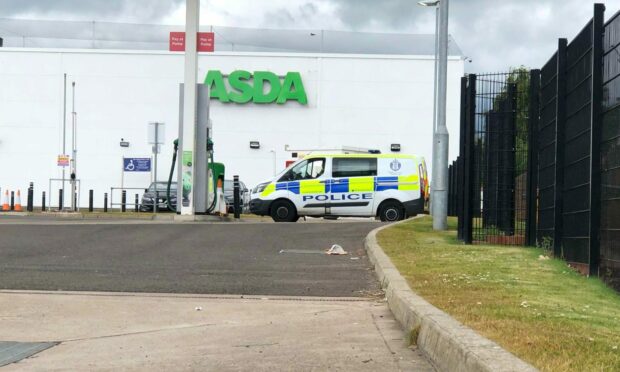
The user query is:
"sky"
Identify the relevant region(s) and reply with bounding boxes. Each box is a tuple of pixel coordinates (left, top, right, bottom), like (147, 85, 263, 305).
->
(1, 0, 619, 72)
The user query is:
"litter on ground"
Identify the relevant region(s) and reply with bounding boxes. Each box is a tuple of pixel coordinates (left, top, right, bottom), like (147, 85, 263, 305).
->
(326, 244, 348, 255)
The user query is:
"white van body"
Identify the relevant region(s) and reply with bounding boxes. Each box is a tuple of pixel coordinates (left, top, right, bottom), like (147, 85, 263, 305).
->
(249, 153, 427, 222)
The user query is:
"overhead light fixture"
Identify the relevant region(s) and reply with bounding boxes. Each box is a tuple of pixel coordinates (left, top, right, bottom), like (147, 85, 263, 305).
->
(417, 0, 440, 6)
(120, 138, 130, 147)
(249, 141, 260, 149)
(391, 144, 401, 152)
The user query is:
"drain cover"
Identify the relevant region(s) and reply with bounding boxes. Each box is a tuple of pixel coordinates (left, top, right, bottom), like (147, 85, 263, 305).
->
(0, 341, 57, 367)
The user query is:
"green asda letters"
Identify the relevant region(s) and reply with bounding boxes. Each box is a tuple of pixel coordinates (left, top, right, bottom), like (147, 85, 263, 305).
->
(204, 70, 308, 105)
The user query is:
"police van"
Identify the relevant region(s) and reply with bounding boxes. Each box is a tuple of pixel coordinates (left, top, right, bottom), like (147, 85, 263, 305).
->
(249, 153, 428, 222)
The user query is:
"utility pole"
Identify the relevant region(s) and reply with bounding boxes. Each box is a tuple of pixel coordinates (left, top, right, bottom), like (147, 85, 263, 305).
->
(180, 0, 199, 215)
(70, 81, 77, 211)
(433, 0, 449, 230)
(62, 73, 67, 210)
(431, 6, 439, 217)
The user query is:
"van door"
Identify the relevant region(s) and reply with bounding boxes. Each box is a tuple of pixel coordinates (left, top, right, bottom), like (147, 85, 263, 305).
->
(328, 157, 377, 216)
(280, 157, 328, 216)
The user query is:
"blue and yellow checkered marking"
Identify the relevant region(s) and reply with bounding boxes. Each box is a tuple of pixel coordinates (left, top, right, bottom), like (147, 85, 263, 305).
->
(260, 175, 419, 197)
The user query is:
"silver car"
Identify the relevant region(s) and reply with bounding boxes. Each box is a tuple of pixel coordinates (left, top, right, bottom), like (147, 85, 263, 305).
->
(224, 179, 250, 213)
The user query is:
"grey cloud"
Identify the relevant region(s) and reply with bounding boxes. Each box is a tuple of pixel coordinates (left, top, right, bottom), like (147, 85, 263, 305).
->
(0, 0, 183, 22)
(262, 2, 320, 28)
(331, 0, 417, 29)
(329, 0, 620, 72)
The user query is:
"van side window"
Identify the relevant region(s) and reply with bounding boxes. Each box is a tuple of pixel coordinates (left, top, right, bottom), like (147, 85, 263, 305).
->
(332, 158, 377, 178)
(280, 158, 325, 181)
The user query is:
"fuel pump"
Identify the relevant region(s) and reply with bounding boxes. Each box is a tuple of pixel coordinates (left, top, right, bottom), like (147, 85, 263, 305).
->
(166, 137, 225, 213)
(170, 83, 226, 215)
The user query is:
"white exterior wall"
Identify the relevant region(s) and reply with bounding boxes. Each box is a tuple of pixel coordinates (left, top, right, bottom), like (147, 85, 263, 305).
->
(0, 48, 463, 208)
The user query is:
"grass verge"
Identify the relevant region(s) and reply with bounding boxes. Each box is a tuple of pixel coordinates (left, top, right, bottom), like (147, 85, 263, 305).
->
(378, 216, 620, 372)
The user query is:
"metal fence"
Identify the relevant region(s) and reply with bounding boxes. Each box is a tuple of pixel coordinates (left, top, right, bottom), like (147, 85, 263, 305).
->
(455, 71, 535, 245)
(532, 4, 605, 275)
(601, 9, 620, 287)
(455, 3, 620, 289)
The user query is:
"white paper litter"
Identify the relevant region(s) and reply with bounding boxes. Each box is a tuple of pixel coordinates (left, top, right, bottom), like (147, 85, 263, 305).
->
(326, 244, 348, 255)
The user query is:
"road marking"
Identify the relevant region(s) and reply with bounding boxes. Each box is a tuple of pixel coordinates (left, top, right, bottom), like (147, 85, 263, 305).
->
(278, 249, 326, 254)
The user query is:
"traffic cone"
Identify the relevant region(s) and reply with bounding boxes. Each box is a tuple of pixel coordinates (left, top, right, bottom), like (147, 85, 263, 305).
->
(217, 178, 227, 215)
(1, 190, 9, 211)
(14, 190, 22, 212)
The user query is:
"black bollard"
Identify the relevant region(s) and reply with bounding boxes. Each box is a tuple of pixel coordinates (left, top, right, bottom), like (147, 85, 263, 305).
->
(121, 190, 126, 212)
(59, 189, 63, 210)
(10, 191, 14, 211)
(104, 193, 108, 212)
(135, 194, 139, 212)
(154, 191, 158, 213)
(89, 190, 94, 212)
(233, 175, 241, 219)
(42, 191, 46, 212)
(27, 182, 33, 212)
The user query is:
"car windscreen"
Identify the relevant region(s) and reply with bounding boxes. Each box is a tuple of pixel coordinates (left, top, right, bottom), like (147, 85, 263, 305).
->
(224, 181, 246, 192)
(149, 182, 177, 192)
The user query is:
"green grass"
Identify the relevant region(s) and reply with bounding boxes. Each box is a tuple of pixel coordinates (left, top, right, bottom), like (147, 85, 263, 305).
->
(378, 216, 620, 372)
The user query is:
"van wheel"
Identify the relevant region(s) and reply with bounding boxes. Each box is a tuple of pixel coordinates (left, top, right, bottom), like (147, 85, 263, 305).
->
(379, 201, 405, 222)
(270, 200, 298, 222)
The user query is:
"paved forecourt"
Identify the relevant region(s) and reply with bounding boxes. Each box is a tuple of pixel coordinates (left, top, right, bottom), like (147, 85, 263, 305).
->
(0, 219, 381, 297)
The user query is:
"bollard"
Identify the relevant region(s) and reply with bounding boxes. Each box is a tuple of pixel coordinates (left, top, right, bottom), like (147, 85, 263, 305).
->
(121, 190, 127, 212)
(10, 191, 14, 211)
(104, 193, 108, 212)
(135, 194, 139, 212)
(233, 175, 241, 219)
(89, 190, 94, 212)
(154, 191, 158, 213)
(27, 182, 34, 212)
(42, 191, 46, 212)
(59, 188, 63, 210)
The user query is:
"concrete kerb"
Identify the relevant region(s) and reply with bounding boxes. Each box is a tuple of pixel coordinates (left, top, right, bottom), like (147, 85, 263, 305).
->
(365, 218, 538, 372)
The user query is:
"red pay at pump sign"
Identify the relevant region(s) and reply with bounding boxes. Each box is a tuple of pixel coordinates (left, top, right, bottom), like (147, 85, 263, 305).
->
(169, 32, 214, 52)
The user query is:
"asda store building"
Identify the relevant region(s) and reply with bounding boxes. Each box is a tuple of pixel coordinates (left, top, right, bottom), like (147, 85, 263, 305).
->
(0, 34, 464, 208)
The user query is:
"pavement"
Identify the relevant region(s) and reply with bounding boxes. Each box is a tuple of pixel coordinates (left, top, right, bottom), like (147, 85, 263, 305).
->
(0, 291, 434, 371)
(0, 219, 381, 297)
(0, 216, 435, 370)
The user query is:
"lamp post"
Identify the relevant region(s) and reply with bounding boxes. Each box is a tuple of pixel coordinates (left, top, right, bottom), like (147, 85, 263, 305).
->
(433, 0, 450, 230)
(417, 0, 439, 218)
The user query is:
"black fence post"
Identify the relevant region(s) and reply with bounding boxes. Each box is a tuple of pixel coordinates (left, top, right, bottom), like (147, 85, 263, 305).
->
(553, 38, 567, 257)
(452, 160, 458, 217)
(41, 191, 46, 212)
(88, 190, 94, 212)
(59, 188, 63, 210)
(589, 3, 605, 276)
(27, 182, 34, 212)
(457, 77, 468, 240)
(462, 74, 477, 244)
(233, 175, 241, 219)
(448, 164, 453, 216)
(135, 194, 139, 212)
(104, 193, 108, 212)
(121, 190, 127, 212)
(526, 69, 541, 246)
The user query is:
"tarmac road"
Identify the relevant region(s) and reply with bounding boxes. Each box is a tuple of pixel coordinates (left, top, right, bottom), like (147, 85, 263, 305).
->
(0, 220, 382, 297)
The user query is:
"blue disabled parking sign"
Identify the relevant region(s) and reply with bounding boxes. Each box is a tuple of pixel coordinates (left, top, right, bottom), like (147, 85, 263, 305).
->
(123, 158, 151, 172)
